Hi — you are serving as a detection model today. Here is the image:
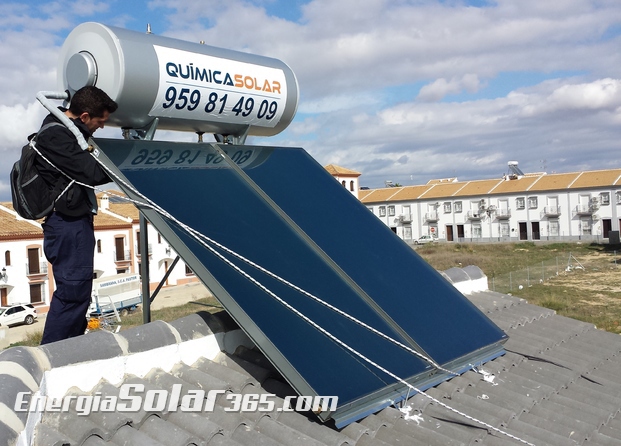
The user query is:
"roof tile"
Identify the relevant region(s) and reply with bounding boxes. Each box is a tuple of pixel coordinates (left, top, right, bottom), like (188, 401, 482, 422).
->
(324, 165, 361, 176)
(6, 278, 621, 446)
(571, 169, 621, 189)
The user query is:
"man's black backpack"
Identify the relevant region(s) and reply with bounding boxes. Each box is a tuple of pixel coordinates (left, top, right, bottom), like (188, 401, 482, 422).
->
(10, 122, 73, 220)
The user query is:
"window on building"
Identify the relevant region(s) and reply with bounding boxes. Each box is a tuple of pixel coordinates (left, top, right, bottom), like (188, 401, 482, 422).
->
(27, 248, 40, 275)
(341, 180, 346, 187)
(600, 192, 610, 206)
(454, 201, 462, 213)
(388, 205, 395, 217)
(96, 239, 102, 253)
(379, 206, 386, 217)
(350, 181, 354, 192)
(443, 202, 451, 213)
(472, 223, 482, 238)
(115, 237, 125, 261)
(616, 191, 621, 205)
(403, 226, 412, 240)
(581, 219, 592, 235)
(549, 220, 559, 236)
(30, 284, 43, 303)
(500, 222, 510, 237)
(367, 207, 374, 213)
(528, 197, 538, 209)
(185, 264, 194, 275)
(4, 250, 10, 267)
(158, 233, 162, 243)
(516, 197, 525, 210)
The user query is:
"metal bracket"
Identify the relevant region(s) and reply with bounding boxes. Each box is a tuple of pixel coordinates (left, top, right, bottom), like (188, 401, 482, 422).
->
(123, 118, 159, 141)
(214, 126, 250, 145)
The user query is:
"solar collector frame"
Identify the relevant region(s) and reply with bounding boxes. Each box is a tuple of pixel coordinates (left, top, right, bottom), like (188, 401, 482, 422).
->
(93, 138, 507, 427)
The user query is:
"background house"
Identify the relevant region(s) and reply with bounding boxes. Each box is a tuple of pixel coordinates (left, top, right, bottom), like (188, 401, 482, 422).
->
(0, 193, 199, 312)
(356, 163, 621, 244)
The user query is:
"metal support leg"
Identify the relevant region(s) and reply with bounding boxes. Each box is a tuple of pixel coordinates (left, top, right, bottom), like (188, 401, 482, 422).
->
(140, 213, 151, 324)
(150, 256, 181, 304)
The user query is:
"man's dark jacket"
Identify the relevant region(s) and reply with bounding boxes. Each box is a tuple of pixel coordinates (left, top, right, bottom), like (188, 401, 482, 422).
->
(34, 110, 110, 217)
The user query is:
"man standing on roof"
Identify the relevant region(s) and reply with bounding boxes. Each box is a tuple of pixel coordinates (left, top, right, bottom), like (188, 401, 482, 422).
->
(38, 86, 118, 345)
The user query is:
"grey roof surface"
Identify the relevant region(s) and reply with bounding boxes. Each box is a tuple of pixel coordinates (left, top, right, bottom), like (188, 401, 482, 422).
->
(2, 290, 621, 446)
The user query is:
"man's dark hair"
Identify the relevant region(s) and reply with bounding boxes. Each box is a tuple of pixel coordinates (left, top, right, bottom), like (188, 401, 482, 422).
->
(69, 86, 118, 118)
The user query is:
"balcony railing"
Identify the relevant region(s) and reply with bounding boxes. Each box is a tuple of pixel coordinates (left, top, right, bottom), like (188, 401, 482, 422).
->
(114, 249, 132, 262)
(541, 206, 561, 218)
(399, 214, 413, 223)
(26, 262, 48, 276)
(424, 212, 439, 222)
(496, 208, 511, 219)
(574, 205, 595, 216)
(466, 210, 483, 220)
(136, 244, 153, 257)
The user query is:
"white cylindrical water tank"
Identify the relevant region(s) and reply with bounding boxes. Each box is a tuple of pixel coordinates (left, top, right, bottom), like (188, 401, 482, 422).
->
(58, 22, 299, 137)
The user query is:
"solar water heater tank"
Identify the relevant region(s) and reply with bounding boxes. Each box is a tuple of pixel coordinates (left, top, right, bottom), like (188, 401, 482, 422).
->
(58, 22, 299, 137)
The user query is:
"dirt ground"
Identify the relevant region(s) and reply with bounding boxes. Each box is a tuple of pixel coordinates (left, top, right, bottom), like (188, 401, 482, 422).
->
(553, 251, 621, 293)
(3, 251, 619, 348)
(149, 281, 213, 310)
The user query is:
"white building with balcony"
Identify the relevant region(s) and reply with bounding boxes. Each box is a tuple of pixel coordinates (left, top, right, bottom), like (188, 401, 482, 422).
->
(0, 193, 199, 312)
(358, 166, 621, 244)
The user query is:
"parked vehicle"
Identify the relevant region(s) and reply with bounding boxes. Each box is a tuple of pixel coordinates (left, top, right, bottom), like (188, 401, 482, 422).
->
(89, 273, 142, 317)
(0, 303, 38, 327)
(414, 235, 436, 245)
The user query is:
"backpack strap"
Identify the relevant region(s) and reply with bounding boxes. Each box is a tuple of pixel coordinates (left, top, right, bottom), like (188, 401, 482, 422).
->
(29, 122, 76, 205)
(36, 122, 65, 137)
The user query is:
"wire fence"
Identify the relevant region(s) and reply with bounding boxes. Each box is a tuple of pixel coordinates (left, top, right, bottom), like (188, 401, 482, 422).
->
(489, 251, 618, 294)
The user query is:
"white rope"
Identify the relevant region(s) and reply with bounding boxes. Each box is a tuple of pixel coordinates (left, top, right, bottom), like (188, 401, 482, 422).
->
(38, 139, 534, 445)
(85, 149, 456, 374)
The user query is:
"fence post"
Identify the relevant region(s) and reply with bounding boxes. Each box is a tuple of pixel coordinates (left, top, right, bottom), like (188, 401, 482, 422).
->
(527, 266, 530, 287)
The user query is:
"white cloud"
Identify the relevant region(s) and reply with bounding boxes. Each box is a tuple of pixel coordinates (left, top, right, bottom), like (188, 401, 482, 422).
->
(417, 74, 483, 102)
(3, 0, 621, 199)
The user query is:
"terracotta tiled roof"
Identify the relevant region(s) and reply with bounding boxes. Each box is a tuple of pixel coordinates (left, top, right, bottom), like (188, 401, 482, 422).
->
(426, 178, 458, 185)
(527, 172, 579, 191)
(484, 175, 542, 194)
(361, 167, 621, 202)
(324, 164, 361, 176)
(107, 202, 140, 220)
(94, 211, 132, 228)
(453, 179, 504, 197)
(359, 187, 402, 203)
(569, 169, 621, 189)
(387, 185, 430, 201)
(419, 182, 464, 199)
(0, 203, 42, 238)
(358, 189, 374, 201)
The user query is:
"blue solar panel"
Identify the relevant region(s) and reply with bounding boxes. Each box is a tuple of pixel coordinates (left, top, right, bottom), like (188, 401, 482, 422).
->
(94, 138, 507, 427)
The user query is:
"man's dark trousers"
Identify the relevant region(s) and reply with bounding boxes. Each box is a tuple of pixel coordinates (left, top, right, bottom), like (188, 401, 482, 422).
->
(41, 212, 95, 345)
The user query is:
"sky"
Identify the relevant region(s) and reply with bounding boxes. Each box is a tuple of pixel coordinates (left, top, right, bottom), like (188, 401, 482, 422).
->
(2, 0, 621, 200)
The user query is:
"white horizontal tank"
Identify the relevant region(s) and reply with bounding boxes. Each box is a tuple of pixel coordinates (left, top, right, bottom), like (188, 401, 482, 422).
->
(58, 22, 299, 137)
